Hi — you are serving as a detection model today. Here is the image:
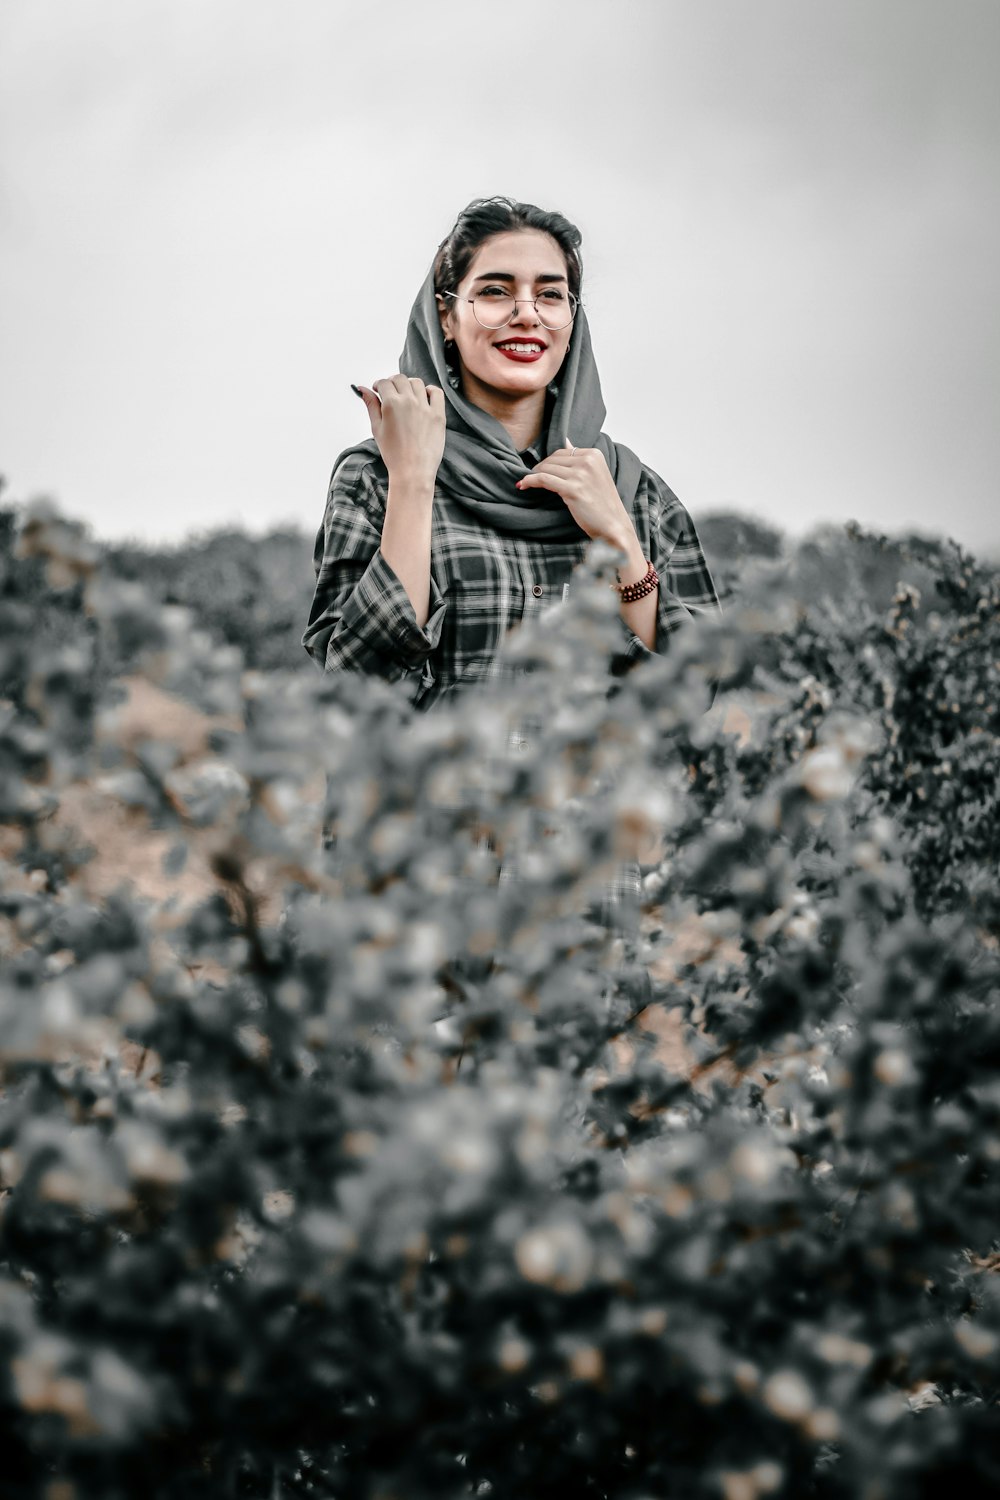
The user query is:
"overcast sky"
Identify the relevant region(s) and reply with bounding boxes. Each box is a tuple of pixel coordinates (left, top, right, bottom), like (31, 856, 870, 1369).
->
(1, 0, 997, 556)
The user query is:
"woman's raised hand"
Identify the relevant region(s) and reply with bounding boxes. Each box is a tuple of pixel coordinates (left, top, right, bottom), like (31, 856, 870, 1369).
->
(516, 447, 636, 553)
(355, 376, 446, 491)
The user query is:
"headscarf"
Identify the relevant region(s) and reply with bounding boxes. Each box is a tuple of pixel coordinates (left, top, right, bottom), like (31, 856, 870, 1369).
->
(333, 263, 644, 542)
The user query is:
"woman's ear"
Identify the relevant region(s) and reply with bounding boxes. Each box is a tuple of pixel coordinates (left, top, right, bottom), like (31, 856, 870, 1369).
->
(436, 293, 454, 341)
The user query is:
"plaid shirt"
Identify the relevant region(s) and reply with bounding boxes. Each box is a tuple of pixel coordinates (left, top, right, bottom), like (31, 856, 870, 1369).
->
(304, 444, 720, 935)
(303, 445, 720, 709)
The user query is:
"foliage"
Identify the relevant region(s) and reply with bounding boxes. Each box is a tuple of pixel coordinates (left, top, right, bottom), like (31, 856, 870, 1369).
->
(741, 525, 1000, 928)
(102, 524, 313, 676)
(1, 492, 998, 1499)
(696, 511, 785, 607)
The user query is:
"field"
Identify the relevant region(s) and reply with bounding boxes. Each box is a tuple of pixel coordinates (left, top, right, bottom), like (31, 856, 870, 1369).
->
(1, 494, 998, 1499)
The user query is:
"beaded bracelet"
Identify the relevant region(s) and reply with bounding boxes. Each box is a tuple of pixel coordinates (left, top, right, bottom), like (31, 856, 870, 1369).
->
(612, 559, 659, 604)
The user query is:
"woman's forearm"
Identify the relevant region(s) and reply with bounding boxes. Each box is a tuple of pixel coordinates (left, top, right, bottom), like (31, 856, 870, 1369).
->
(380, 477, 435, 628)
(616, 531, 658, 651)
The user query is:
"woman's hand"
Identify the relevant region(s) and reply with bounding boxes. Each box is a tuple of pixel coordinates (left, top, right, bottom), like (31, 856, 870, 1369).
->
(516, 447, 637, 553)
(356, 376, 446, 490)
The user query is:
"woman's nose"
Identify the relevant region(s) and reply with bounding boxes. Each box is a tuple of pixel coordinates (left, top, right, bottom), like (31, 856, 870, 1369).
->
(509, 298, 540, 326)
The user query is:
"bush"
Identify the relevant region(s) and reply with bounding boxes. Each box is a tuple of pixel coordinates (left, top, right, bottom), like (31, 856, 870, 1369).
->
(1, 497, 998, 1498)
(102, 524, 314, 676)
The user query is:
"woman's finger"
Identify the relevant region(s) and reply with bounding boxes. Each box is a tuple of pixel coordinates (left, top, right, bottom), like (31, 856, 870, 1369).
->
(516, 472, 577, 491)
(355, 384, 383, 426)
(519, 462, 576, 483)
(526, 457, 576, 472)
(375, 374, 408, 401)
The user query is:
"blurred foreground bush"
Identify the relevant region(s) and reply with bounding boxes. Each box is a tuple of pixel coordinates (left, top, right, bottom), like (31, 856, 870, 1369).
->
(1, 496, 999, 1499)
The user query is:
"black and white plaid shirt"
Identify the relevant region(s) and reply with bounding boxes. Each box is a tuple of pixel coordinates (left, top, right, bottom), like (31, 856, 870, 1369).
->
(303, 445, 720, 710)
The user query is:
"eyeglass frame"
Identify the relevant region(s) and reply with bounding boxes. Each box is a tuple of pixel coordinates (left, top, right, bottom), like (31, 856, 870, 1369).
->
(440, 288, 580, 331)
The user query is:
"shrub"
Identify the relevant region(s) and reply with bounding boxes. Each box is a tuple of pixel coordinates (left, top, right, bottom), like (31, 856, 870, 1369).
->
(0, 498, 998, 1499)
(102, 524, 314, 676)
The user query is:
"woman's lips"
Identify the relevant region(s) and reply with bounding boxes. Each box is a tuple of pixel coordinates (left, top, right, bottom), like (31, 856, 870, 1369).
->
(494, 344, 546, 363)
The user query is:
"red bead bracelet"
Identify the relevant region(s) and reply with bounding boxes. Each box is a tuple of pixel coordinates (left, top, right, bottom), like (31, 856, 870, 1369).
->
(612, 560, 659, 604)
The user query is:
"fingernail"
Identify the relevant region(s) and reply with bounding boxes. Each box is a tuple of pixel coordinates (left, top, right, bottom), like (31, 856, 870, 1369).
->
(350, 383, 363, 398)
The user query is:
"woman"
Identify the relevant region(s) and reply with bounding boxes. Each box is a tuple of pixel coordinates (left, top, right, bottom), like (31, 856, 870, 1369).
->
(304, 197, 720, 950)
(302, 197, 720, 704)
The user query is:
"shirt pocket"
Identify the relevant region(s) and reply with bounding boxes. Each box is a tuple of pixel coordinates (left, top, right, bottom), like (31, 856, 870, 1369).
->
(437, 539, 521, 666)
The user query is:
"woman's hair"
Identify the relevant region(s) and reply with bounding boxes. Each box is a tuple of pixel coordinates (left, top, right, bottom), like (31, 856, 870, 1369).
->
(433, 196, 583, 301)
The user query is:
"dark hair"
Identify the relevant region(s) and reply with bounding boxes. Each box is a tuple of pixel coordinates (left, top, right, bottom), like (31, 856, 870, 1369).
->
(433, 196, 583, 302)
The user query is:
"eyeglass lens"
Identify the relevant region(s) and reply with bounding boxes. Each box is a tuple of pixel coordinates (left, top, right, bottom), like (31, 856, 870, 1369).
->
(472, 290, 577, 330)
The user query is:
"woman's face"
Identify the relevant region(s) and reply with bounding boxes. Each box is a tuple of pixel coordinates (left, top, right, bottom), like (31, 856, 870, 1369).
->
(438, 229, 574, 404)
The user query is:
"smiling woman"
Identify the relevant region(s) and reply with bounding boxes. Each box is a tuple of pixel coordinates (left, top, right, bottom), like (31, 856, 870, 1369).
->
(303, 195, 721, 944)
(302, 195, 720, 707)
(437, 239, 577, 423)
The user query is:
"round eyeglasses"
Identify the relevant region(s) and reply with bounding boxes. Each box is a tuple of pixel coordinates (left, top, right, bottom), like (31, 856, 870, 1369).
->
(442, 287, 579, 331)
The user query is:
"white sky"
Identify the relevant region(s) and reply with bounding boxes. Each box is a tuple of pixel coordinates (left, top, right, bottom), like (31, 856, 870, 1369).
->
(1, 0, 998, 555)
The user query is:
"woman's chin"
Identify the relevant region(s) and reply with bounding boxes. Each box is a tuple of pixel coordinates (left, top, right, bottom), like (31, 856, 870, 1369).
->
(466, 366, 554, 402)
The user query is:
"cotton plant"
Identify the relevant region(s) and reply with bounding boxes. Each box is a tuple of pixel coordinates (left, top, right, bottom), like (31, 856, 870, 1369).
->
(0, 499, 999, 1498)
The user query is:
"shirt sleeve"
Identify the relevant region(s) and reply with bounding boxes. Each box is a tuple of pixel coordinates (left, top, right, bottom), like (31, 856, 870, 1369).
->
(301, 451, 448, 683)
(615, 468, 722, 668)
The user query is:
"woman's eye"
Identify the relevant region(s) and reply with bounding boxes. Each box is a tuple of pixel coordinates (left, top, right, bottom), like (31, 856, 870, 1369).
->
(539, 289, 566, 302)
(479, 286, 508, 298)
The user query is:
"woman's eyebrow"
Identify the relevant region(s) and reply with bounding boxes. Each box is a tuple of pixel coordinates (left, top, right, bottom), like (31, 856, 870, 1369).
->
(472, 271, 568, 284)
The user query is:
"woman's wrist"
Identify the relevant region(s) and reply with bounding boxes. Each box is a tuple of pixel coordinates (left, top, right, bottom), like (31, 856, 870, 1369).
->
(386, 470, 436, 507)
(606, 526, 648, 584)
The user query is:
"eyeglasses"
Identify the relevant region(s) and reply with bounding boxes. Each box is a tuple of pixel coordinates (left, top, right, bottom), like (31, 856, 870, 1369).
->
(442, 287, 579, 331)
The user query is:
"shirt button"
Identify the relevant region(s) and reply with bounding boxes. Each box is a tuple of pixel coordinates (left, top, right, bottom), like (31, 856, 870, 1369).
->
(531, 584, 543, 598)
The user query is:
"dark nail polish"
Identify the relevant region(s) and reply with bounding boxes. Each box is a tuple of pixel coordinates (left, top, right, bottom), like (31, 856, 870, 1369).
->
(350, 383, 363, 398)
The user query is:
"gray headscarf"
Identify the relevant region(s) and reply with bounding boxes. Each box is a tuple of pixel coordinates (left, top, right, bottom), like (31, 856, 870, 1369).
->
(332, 263, 644, 542)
